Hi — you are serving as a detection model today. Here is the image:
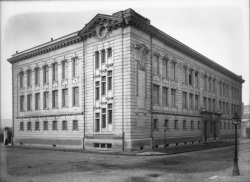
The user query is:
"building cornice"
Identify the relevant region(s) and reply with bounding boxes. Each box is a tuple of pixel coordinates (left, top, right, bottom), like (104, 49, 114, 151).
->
(121, 9, 244, 83)
(7, 33, 82, 64)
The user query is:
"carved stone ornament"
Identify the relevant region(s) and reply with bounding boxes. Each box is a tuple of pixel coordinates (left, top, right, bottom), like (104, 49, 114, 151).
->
(134, 44, 149, 71)
(96, 24, 109, 39)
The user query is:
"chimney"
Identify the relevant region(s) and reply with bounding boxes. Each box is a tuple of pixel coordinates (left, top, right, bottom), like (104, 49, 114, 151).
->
(51, 38, 53, 41)
(16, 51, 18, 54)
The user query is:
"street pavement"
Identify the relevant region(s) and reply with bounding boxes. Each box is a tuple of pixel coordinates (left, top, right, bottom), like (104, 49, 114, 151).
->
(0, 142, 250, 182)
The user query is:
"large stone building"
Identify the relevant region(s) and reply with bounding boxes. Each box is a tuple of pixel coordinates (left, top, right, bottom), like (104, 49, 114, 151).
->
(8, 9, 244, 150)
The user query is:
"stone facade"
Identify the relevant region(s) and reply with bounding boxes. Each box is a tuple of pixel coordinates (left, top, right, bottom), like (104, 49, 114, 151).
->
(8, 9, 244, 150)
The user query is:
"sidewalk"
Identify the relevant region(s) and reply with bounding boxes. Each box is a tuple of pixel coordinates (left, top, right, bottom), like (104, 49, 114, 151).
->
(3, 139, 250, 156)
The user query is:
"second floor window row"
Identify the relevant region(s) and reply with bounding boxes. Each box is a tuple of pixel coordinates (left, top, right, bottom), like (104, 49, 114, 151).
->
(19, 57, 79, 88)
(19, 87, 79, 112)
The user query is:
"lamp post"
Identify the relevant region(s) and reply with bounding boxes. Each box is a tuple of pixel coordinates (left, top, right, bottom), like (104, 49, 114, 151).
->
(232, 112, 240, 176)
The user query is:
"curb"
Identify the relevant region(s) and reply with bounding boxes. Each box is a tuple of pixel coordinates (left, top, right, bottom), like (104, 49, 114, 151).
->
(3, 140, 249, 156)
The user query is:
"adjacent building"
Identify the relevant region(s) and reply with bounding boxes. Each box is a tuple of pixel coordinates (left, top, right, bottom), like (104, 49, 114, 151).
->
(7, 9, 244, 150)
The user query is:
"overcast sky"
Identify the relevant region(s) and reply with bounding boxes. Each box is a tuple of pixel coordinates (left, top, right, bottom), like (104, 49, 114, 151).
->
(1, 0, 249, 119)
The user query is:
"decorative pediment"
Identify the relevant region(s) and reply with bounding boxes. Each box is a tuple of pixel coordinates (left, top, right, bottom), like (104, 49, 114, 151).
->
(78, 14, 123, 39)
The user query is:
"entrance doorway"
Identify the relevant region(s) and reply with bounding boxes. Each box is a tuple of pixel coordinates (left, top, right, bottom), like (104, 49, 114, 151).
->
(204, 121, 208, 141)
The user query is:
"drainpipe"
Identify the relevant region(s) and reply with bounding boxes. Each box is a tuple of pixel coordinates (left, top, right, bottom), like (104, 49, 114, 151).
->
(82, 38, 86, 149)
(150, 33, 154, 149)
(12, 65, 14, 146)
(121, 11, 125, 151)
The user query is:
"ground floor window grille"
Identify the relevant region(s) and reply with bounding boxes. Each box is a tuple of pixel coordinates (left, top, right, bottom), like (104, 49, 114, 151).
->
(43, 121, 48, 131)
(35, 121, 40, 131)
(73, 120, 78, 130)
(52, 121, 57, 131)
(62, 120, 67, 130)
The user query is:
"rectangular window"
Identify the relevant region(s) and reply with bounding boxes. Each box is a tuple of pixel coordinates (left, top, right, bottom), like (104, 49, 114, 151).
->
(52, 121, 57, 131)
(27, 122, 31, 131)
(108, 104, 112, 124)
(43, 65, 49, 83)
(62, 60, 67, 79)
(62, 120, 67, 130)
(219, 101, 222, 112)
(208, 78, 212, 92)
(153, 85, 160, 105)
(171, 89, 176, 108)
(20, 122, 24, 131)
(52, 63, 58, 81)
(183, 66, 187, 84)
(197, 121, 200, 130)
(203, 97, 207, 110)
(162, 87, 168, 106)
(195, 95, 199, 110)
(20, 95, 25, 111)
(101, 76, 106, 96)
(101, 49, 105, 64)
(223, 102, 225, 114)
(73, 87, 79, 106)
(224, 84, 226, 96)
(156, 56, 160, 75)
(153, 56, 159, 75)
(52, 90, 58, 108)
(35, 121, 39, 131)
(170, 62, 176, 80)
(189, 70, 193, 85)
(191, 120, 194, 130)
(27, 69, 31, 87)
(95, 81, 100, 100)
(27, 94, 32, 111)
(107, 48, 112, 58)
(162, 58, 168, 78)
(43, 92, 49, 109)
(182, 92, 187, 109)
(174, 120, 178, 130)
(35, 93, 40, 110)
(213, 79, 216, 92)
(153, 119, 158, 130)
(183, 120, 186, 130)
(62, 89, 68, 107)
(204, 76, 207, 91)
(213, 99, 216, 112)
(220, 82, 222, 95)
(101, 108, 106, 128)
(189, 93, 193, 110)
(107, 71, 112, 91)
(95, 113, 100, 132)
(164, 119, 169, 129)
(35, 68, 40, 85)
(72, 58, 78, 77)
(72, 120, 78, 130)
(43, 121, 48, 131)
(95, 51, 100, 69)
(195, 72, 198, 87)
(20, 72, 24, 88)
